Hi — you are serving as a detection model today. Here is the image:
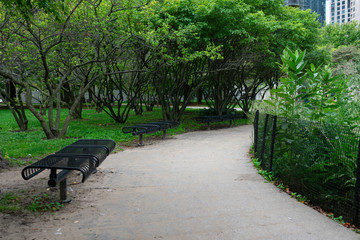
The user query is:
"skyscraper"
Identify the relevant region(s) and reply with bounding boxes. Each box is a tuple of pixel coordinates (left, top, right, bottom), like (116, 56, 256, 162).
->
(349, 0, 360, 22)
(284, 0, 301, 7)
(308, 0, 326, 24)
(325, 0, 360, 24)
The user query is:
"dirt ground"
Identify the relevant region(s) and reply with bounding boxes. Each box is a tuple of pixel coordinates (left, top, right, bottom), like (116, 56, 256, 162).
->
(0, 164, 116, 240)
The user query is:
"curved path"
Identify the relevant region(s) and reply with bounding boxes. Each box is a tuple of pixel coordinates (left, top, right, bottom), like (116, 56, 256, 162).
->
(90, 125, 359, 239)
(4, 125, 360, 239)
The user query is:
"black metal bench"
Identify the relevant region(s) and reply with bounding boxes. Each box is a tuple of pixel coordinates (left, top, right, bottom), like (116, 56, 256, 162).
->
(195, 114, 244, 130)
(122, 121, 179, 145)
(21, 139, 115, 203)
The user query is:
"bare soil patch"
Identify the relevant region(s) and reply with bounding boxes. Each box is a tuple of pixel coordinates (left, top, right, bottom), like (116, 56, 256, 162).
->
(0, 165, 111, 239)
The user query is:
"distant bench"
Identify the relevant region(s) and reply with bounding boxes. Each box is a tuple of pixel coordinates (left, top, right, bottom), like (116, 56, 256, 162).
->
(122, 121, 179, 145)
(195, 114, 244, 130)
(21, 139, 115, 203)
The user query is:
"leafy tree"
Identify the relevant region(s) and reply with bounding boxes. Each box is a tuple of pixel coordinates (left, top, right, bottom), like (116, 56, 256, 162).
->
(1, 0, 67, 20)
(320, 22, 360, 48)
(0, 1, 101, 139)
(85, 2, 153, 123)
(0, 81, 28, 131)
(137, 0, 222, 121)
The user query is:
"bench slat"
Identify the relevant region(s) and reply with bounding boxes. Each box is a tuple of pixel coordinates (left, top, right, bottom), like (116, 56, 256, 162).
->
(57, 145, 108, 166)
(195, 114, 243, 129)
(122, 124, 160, 135)
(122, 121, 179, 135)
(71, 139, 116, 153)
(122, 121, 180, 145)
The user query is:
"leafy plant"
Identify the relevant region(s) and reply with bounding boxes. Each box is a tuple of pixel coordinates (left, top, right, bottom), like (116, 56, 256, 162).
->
(252, 158, 261, 169)
(328, 213, 345, 225)
(26, 193, 64, 212)
(265, 48, 307, 119)
(258, 169, 277, 183)
(252, 158, 277, 183)
(290, 192, 309, 203)
(266, 48, 352, 124)
(276, 183, 287, 191)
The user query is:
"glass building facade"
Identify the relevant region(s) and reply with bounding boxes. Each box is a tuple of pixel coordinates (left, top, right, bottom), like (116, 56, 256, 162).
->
(285, 0, 326, 24)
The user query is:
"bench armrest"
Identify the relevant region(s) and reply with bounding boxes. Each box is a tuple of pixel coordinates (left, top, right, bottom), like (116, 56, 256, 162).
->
(22, 154, 97, 183)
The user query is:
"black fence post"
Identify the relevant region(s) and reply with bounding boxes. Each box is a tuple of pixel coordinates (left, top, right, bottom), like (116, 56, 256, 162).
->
(353, 139, 360, 227)
(260, 114, 269, 165)
(254, 110, 259, 156)
(269, 115, 277, 172)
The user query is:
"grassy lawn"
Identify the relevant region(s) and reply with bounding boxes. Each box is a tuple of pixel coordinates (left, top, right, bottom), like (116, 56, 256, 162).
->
(0, 106, 249, 164)
(0, 105, 249, 214)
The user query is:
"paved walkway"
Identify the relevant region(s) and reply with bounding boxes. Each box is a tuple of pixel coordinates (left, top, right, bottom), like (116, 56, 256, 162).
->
(78, 125, 358, 240)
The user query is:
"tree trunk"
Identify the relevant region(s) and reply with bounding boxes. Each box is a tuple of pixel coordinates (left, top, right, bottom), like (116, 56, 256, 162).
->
(0, 87, 28, 131)
(72, 98, 83, 119)
(0, 148, 9, 169)
(197, 88, 203, 105)
(132, 98, 143, 115)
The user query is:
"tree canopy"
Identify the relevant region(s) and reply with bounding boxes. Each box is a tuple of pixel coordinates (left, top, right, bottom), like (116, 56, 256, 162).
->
(0, 0, 324, 138)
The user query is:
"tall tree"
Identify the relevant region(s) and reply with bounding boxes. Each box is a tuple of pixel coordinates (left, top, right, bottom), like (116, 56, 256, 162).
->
(0, 1, 101, 139)
(1, 0, 67, 20)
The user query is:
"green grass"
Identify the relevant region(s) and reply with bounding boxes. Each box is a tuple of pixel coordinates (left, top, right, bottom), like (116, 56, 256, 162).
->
(0, 106, 249, 162)
(0, 191, 64, 213)
(0, 105, 249, 213)
(0, 193, 22, 212)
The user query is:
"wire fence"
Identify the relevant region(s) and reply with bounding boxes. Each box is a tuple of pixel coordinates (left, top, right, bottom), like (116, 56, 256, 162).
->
(253, 110, 360, 227)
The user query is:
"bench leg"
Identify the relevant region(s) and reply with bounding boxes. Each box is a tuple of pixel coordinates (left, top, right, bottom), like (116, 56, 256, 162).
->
(60, 178, 71, 204)
(138, 134, 144, 146)
(207, 122, 210, 130)
(229, 120, 233, 127)
(163, 130, 167, 139)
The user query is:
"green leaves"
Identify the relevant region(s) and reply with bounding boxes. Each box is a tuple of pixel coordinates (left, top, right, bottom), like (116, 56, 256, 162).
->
(1, 0, 67, 21)
(267, 48, 308, 119)
(266, 48, 352, 125)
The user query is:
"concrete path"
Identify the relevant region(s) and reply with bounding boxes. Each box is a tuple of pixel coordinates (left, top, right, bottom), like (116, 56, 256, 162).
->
(75, 125, 359, 240)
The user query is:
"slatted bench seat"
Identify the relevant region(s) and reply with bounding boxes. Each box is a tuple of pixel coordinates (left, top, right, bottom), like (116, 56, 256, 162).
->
(195, 114, 244, 130)
(71, 139, 116, 154)
(122, 121, 179, 145)
(21, 139, 115, 203)
(57, 145, 109, 166)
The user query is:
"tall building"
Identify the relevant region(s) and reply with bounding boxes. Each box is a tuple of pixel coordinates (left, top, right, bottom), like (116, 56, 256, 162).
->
(284, 0, 301, 7)
(350, 0, 360, 22)
(308, 0, 327, 24)
(285, 0, 326, 24)
(325, 0, 360, 24)
(326, 0, 351, 24)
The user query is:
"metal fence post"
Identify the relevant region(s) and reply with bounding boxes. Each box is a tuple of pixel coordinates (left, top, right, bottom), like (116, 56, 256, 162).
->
(353, 139, 360, 227)
(260, 114, 269, 165)
(269, 115, 277, 172)
(254, 110, 259, 155)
